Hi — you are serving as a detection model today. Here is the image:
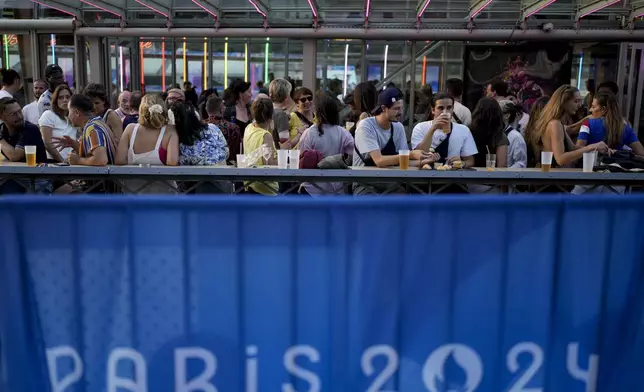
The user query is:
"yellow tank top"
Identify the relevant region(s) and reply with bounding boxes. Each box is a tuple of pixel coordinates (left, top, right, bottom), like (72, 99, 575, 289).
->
(243, 123, 278, 196)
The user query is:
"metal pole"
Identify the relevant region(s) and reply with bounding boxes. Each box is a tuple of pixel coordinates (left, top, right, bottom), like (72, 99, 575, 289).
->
(360, 39, 367, 83)
(285, 38, 290, 79)
(171, 39, 177, 90)
(408, 41, 416, 142)
(0, 19, 74, 31)
(633, 45, 644, 137)
(208, 38, 213, 89)
(626, 45, 637, 121)
(73, 34, 85, 91)
(616, 43, 628, 111)
(75, 27, 644, 41)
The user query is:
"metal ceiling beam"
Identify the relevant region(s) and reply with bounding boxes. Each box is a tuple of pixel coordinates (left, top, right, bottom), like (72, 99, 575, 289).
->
(521, 0, 557, 20)
(190, 0, 219, 21)
(469, 0, 494, 20)
(417, 0, 431, 19)
(364, 0, 371, 26)
(29, 0, 80, 18)
(133, 0, 170, 19)
(75, 27, 644, 41)
(306, 0, 318, 27)
(80, 0, 126, 18)
(0, 19, 74, 30)
(575, 0, 621, 20)
(628, 0, 644, 23)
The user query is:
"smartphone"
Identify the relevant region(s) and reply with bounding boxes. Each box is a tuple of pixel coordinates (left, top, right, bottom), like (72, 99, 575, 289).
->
(54, 162, 70, 166)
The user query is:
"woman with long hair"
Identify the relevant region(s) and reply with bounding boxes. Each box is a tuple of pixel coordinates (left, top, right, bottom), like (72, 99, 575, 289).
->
(243, 97, 278, 195)
(523, 96, 549, 167)
(299, 94, 354, 196)
(526, 85, 608, 168)
(171, 100, 228, 166)
(38, 84, 75, 162)
(223, 79, 252, 136)
(115, 94, 179, 193)
(469, 97, 508, 168)
(577, 92, 644, 155)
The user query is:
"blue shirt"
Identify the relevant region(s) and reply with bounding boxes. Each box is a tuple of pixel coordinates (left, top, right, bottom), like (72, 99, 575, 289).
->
(578, 117, 638, 150)
(1, 121, 47, 163)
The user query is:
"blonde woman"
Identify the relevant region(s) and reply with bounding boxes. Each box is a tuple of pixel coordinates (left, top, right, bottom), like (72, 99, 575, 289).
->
(526, 85, 608, 168)
(115, 94, 179, 193)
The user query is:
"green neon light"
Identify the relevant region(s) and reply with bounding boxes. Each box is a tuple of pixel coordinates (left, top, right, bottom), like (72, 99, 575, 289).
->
(264, 37, 269, 82)
(3, 35, 9, 69)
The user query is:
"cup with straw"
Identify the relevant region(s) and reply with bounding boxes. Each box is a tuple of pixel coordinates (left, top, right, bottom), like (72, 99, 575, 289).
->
(485, 146, 496, 171)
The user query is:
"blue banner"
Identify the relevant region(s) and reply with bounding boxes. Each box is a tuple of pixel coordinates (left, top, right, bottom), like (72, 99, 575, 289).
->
(1, 195, 644, 392)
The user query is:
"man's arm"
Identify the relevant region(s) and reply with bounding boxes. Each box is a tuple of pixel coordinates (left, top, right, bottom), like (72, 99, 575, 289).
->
(78, 146, 108, 166)
(0, 139, 25, 161)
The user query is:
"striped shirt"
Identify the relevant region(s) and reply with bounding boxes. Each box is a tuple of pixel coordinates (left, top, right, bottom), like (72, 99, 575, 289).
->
(80, 116, 116, 164)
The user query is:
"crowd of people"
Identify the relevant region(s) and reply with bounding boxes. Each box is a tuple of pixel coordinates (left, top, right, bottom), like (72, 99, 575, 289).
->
(0, 62, 641, 196)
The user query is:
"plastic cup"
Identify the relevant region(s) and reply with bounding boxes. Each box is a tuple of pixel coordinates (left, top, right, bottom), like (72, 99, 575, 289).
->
(277, 149, 289, 169)
(583, 152, 595, 172)
(399, 150, 410, 170)
(24, 145, 37, 167)
(541, 151, 553, 172)
(289, 149, 300, 169)
(236, 154, 246, 168)
(486, 154, 496, 171)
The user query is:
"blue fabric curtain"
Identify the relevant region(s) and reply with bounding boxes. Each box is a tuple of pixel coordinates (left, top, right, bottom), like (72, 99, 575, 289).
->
(1, 195, 643, 391)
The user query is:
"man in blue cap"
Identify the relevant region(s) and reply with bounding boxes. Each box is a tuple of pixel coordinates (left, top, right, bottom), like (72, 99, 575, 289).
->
(353, 87, 435, 194)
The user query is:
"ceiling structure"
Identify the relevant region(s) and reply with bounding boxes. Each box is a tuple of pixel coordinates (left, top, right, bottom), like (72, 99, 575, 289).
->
(12, 0, 644, 29)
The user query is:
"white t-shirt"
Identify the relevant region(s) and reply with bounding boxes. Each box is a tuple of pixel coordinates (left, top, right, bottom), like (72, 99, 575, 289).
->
(38, 90, 52, 117)
(23, 101, 40, 124)
(411, 121, 478, 158)
(0, 89, 12, 100)
(39, 110, 77, 160)
(453, 101, 472, 127)
(353, 117, 409, 167)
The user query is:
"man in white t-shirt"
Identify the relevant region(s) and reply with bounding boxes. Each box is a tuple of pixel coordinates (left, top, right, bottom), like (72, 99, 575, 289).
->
(446, 78, 472, 126)
(22, 79, 47, 124)
(411, 92, 477, 168)
(38, 64, 65, 117)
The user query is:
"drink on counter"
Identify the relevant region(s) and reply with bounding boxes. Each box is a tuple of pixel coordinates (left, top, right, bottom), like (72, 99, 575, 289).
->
(25, 145, 37, 167)
(399, 150, 410, 170)
(541, 151, 553, 173)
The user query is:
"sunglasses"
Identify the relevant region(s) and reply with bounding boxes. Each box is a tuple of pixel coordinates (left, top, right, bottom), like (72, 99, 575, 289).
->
(299, 96, 313, 103)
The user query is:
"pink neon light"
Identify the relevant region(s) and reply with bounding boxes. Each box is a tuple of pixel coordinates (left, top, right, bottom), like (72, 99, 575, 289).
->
(365, 0, 371, 18)
(191, 0, 217, 19)
(578, 0, 621, 19)
(471, 0, 494, 19)
(524, 0, 556, 19)
(29, 0, 76, 17)
(80, 0, 121, 17)
(134, 0, 169, 18)
(307, 0, 317, 18)
(248, 0, 267, 18)
(417, 0, 431, 18)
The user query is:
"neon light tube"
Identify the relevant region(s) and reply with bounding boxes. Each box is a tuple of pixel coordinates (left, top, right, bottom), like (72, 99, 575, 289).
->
(28, 0, 76, 17)
(244, 43, 249, 82)
(248, 0, 267, 18)
(307, 0, 317, 18)
(264, 38, 269, 82)
(3, 36, 9, 68)
(203, 37, 208, 91)
(470, 0, 494, 19)
(417, 0, 431, 18)
(365, 0, 371, 19)
(578, 0, 621, 19)
(191, 0, 217, 19)
(134, 0, 169, 18)
(577, 52, 583, 90)
(50, 34, 56, 64)
(161, 40, 166, 91)
(524, 0, 556, 19)
(140, 42, 145, 90)
(224, 37, 228, 86)
(383, 44, 389, 79)
(343, 43, 349, 97)
(422, 56, 427, 85)
(119, 46, 124, 91)
(183, 38, 187, 83)
(80, 0, 121, 17)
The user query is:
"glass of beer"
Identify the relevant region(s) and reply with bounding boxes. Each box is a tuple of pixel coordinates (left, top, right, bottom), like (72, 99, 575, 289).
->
(541, 151, 553, 172)
(399, 150, 410, 170)
(24, 145, 37, 167)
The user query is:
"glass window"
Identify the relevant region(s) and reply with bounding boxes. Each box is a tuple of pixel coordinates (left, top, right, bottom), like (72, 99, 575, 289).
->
(316, 39, 361, 100)
(141, 40, 171, 93)
(175, 38, 209, 94)
(249, 38, 286, 95)
(288, 40, 304, 89)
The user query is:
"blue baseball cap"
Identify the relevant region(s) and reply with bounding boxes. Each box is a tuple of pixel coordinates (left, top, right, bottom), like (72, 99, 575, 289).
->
(371, 87, 404, 115)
